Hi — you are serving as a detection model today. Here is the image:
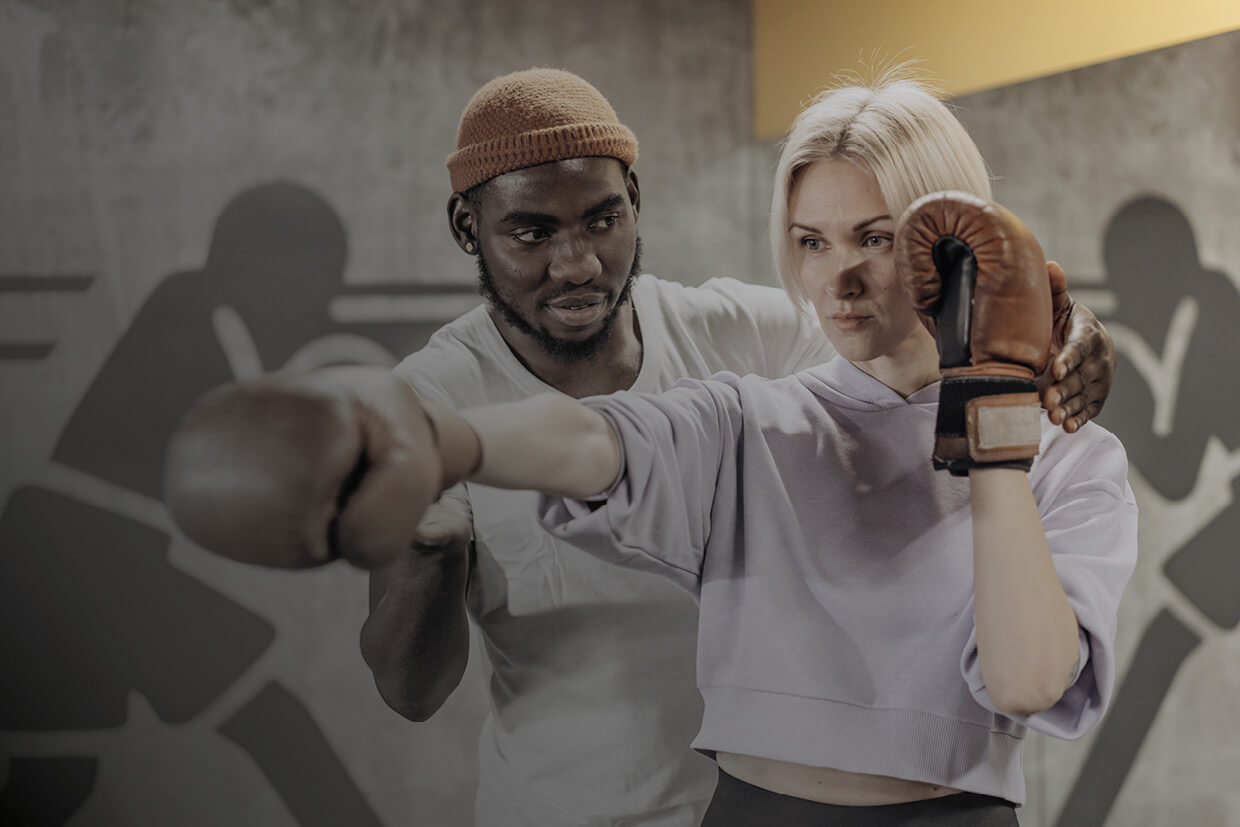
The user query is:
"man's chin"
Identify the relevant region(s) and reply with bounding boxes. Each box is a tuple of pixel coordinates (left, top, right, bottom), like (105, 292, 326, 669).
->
(533, 312, 619, 363)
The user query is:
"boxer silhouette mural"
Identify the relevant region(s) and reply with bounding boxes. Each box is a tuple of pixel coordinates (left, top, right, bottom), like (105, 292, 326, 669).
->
(0, 181, 477, 825)
(1056, 195, 1240, 826)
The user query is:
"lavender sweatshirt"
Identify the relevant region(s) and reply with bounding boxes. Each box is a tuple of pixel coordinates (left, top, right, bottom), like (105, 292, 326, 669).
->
(540, 356, 1138, 805)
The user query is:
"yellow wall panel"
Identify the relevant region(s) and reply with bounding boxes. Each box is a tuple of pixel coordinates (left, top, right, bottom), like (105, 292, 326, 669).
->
(754, 0, 1240, 139)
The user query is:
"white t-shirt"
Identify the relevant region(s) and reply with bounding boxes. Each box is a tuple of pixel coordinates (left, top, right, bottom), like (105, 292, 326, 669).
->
(393, 274, 833, 826)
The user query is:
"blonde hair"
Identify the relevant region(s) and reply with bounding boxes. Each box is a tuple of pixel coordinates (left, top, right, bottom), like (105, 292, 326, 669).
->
(770, 66, 993, 304)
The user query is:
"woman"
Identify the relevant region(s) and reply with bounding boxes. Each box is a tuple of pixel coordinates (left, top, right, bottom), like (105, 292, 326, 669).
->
(453, 70, 1137, 825)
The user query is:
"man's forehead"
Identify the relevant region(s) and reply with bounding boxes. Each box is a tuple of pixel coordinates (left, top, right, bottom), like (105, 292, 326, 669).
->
(482, 157, 629, 212)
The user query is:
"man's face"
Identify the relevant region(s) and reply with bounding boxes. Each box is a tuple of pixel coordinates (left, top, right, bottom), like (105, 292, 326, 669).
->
(470, 158, 641, 363)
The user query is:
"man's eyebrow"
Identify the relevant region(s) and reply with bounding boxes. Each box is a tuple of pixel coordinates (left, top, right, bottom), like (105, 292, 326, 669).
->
(583, 194, 626, 218)
(497, 209, 560, 226)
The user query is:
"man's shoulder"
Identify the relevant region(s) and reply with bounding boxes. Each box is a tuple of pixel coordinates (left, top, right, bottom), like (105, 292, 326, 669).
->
(639, 273, 790, 316)
(392, 305, 496, 406)
(636, 274, 831, 378)
(636, 274, 805, 339)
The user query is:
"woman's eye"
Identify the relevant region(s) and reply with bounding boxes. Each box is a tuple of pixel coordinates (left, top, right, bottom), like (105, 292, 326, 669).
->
(863, 233, 892, 248)
(802, 237, 822, 251)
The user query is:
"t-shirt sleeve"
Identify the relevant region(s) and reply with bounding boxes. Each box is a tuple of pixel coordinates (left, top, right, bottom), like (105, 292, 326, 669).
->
(695, 278, 835, 377)
(961, 427, 1139, 738)
(538, 377, 744, 597)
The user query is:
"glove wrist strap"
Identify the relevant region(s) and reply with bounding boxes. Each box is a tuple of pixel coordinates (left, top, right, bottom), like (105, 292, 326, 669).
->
(935, 371, 1041, 476)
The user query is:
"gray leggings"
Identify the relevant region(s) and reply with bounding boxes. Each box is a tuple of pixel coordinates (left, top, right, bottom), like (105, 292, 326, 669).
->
(701, 769, 1019, 827)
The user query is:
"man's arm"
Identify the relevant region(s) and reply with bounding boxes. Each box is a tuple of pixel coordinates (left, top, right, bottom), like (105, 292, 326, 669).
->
(162, 369, 623, 716)
(360, 393, 623, 719)
(360, 503, 473, 721)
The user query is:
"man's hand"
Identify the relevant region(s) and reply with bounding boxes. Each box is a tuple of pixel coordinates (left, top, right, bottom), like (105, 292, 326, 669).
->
(1040, 262, 1117, 433)
(411, 502, 473, 553)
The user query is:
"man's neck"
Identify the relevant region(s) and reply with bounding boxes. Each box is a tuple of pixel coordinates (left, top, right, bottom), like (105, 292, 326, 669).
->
(490, 301, 643, 399)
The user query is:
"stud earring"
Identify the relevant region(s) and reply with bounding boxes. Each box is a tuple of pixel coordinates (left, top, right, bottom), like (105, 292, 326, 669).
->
(465, 241, 476, 253)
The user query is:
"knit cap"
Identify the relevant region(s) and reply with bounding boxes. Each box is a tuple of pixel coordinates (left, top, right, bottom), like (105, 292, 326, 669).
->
(447, 68, 639, 193)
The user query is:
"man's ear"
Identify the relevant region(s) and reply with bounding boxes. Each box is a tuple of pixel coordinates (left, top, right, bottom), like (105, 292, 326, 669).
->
(626, 167, 641, 217)
(447, 193, 479, 254)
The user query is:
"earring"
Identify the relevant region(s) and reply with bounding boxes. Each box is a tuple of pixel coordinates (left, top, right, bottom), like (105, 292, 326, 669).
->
(464, 241, 476, 253)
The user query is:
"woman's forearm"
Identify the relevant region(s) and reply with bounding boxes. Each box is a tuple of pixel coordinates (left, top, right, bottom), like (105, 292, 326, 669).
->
(460, 393, 623, 499)
(970, 467, 1081, 717)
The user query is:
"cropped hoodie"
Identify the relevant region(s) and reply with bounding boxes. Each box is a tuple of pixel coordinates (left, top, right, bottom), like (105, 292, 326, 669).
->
(540, 356, 1138, 804)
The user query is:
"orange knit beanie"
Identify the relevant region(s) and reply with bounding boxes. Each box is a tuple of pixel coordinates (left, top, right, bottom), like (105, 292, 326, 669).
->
(447, 68, 639, 193)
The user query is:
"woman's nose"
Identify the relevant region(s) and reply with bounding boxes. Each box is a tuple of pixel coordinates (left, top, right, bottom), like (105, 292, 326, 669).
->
(821, 253, 865, 299)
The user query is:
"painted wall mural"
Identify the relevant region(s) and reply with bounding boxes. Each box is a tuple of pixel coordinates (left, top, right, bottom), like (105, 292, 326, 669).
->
(1054, 195, 1239, 826)
(0, 181, 478, 825)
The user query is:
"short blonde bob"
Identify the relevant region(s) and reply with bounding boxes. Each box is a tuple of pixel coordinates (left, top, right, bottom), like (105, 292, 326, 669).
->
(770, 67, 993, 305)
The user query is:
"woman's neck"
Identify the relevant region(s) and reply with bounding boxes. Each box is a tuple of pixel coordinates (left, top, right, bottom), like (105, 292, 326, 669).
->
(852, 327, 941, 397)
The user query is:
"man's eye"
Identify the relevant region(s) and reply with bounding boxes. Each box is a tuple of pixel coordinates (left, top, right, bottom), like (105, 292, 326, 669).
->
(513, 229, 549, 244)
(863, 233, 891, 248)
(590, 215, 619, 231)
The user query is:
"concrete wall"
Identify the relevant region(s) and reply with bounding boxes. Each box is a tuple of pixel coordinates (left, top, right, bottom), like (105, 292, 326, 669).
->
(3, 1, 1237, 825)
(953, 29, 1240, 827)
(0, 2, 762, 825)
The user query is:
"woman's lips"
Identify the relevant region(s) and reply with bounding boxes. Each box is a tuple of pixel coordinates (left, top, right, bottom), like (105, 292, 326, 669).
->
(831, 313, 872, 331)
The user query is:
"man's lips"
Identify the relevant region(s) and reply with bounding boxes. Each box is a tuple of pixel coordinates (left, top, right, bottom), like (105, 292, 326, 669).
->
(548, 293, 606, 310)
(545, 293, 608, 327)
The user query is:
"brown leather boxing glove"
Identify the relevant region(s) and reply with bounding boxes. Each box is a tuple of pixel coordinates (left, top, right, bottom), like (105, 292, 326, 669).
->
(895, 191, 1053, 475)
(162, 366, 481, 569)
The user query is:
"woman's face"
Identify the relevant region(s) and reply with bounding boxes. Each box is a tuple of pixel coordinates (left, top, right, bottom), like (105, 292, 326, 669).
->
(787, 159, 933, 382)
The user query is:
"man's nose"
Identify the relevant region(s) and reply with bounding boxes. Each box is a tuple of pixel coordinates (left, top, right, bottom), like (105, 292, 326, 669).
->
(547, 236, 602, 285)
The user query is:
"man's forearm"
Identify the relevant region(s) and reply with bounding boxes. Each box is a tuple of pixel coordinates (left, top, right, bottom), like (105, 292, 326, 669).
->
(361, 546, 471, 721)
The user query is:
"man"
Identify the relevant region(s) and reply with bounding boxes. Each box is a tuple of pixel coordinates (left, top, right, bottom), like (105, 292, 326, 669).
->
(356, 69, 1116, 826)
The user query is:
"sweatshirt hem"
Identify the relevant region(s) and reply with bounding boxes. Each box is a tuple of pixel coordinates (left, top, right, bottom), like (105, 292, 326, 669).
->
(693, 685, 1027, 805)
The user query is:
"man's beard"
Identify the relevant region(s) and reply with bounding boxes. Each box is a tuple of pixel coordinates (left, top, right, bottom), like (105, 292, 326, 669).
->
(476, 238, 642, 364)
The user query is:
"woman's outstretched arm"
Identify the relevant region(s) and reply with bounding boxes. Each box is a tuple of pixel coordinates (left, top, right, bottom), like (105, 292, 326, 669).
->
(461, 392, 622, 499)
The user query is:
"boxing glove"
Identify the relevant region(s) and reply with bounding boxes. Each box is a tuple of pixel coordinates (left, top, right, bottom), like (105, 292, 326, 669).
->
(895, 191, 1053, 475)
(162, 366, 481, 569)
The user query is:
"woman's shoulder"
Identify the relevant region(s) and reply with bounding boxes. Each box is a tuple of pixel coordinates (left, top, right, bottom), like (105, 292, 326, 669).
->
(1033, 417, 1133, 499)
